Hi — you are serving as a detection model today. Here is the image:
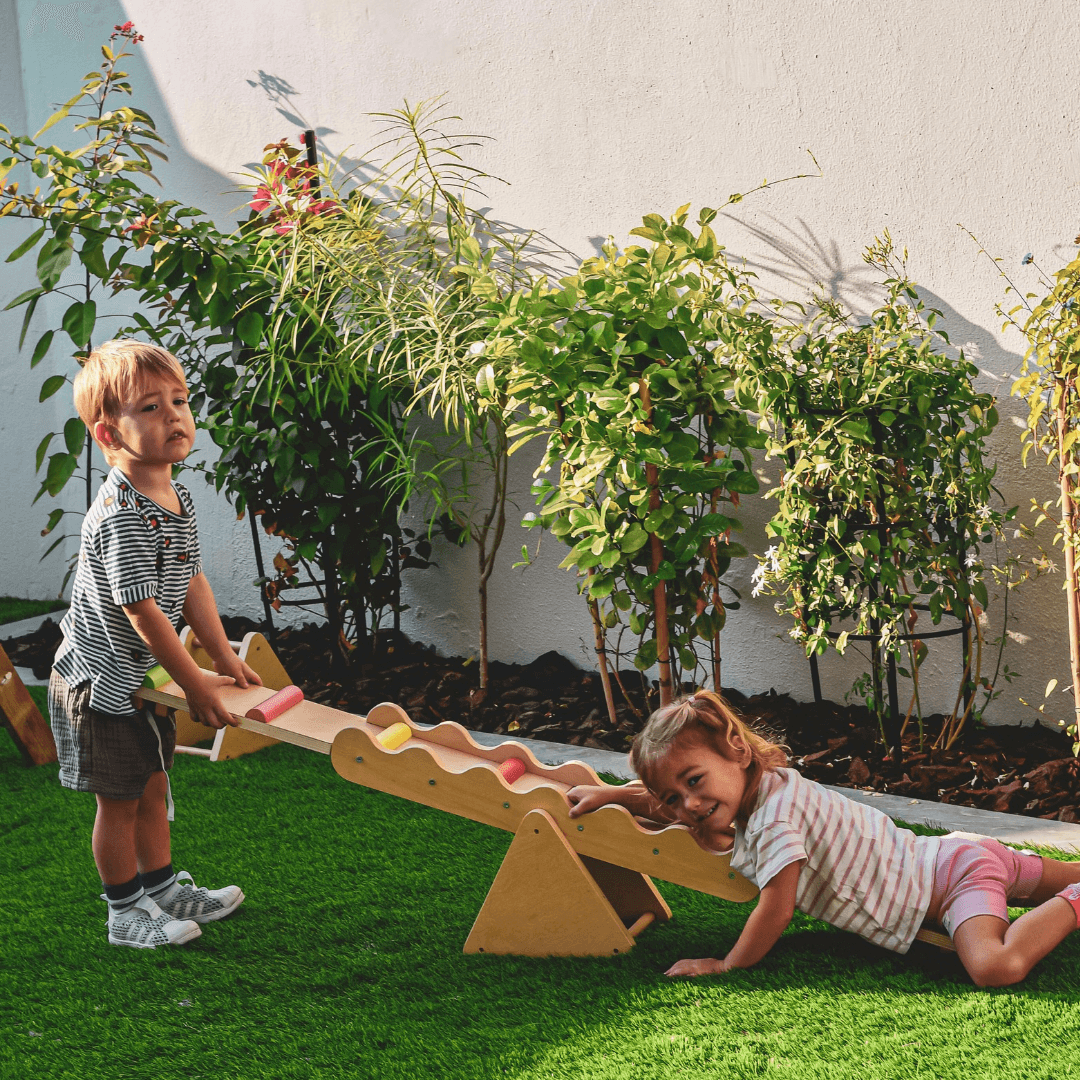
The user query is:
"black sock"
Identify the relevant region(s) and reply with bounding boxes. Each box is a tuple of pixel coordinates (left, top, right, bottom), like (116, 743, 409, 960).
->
(140, 863, 176, 898)
(104, 875, 143, 912)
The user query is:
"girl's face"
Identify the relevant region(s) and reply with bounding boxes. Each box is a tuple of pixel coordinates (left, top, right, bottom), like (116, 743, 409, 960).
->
(649, 728, 750, 850)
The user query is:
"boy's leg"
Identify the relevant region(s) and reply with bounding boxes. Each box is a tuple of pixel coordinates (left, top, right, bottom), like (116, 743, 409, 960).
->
(93, 794, 140, 886)
(134, 770, 172, 875)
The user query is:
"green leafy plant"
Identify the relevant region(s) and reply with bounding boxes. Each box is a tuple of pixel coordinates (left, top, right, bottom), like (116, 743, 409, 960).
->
(242, 101, 549, 685)
(0, 22, 167, 571)
(496, 203, 775, 719)
(978, 237, 1080, 756)
(747, 233, 1010, 753)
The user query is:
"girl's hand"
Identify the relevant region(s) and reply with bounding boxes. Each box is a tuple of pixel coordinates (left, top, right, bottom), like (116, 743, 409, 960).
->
(664, 957, 729, 978)
(566, 785, 619, 818)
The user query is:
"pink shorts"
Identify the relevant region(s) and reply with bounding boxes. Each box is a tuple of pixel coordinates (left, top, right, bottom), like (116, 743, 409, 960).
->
(931, 836, 1044, 937)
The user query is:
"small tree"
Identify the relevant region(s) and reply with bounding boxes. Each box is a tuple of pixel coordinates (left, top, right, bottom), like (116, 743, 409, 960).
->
(996, 243, 1080, 755)
(502, 205, 769, 718)
(748, 234, 1008, 754)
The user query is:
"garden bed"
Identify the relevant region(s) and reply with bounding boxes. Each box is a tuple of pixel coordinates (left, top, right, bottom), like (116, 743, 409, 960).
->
(6, 616, 1078, 822)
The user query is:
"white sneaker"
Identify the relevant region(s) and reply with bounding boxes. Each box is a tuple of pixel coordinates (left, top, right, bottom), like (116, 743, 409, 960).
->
(153, 870, 245, 924)
(106, 893, 201, 949)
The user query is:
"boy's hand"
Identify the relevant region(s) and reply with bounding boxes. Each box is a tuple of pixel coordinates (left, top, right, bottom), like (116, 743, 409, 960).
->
(213, 652, 263, 690)
(664, 957, 729, 978)
(184, 671, 240, 729)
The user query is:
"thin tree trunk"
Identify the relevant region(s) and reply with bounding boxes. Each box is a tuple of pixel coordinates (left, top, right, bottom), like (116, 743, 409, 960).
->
(588, 596, 619, 727)
(641, 383, 673, 705)
(1056, 386, 1080, 734)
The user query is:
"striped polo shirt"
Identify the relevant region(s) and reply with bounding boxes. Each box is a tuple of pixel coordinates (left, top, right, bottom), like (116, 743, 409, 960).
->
(54, 466, 202, 716)
(729, 767, 940, 953)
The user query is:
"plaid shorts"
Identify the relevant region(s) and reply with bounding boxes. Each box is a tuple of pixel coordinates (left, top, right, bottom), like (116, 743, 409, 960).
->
(49, 670, 175, 800)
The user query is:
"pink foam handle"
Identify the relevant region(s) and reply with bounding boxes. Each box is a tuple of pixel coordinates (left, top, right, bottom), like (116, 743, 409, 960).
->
(499, 757, 527, 784)
(245, 684, 304, 723)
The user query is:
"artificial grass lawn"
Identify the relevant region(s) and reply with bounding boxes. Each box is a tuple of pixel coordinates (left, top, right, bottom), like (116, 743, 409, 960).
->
(3, 696, 1080, 1080)
(0, 595, 67, 626)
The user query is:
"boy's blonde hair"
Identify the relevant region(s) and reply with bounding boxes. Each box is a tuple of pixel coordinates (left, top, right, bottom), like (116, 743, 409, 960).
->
(631, 690, 789, 822)
(73, 339, 187, 433)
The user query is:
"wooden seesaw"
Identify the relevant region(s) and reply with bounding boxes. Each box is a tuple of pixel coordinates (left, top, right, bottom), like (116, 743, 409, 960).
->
(136, 631, 955, 957)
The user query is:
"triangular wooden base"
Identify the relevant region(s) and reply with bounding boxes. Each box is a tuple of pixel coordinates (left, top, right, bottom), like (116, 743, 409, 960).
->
(463, 808, 671, 957)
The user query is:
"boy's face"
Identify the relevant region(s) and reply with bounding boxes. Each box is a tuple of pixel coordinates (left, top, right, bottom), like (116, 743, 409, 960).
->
(648, 729, 749, 850)
(96, 372, 195, 470)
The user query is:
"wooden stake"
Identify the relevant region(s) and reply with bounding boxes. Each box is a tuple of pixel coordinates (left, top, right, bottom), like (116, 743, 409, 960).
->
(0, 642, 56, 766)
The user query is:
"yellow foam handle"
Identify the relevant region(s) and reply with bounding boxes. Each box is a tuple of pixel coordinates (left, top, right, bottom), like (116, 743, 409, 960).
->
(376, 721, 412, 750)
(142, 665, 171, 689)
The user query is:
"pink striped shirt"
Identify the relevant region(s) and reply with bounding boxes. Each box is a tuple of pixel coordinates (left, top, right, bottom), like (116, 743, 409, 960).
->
(729, 768, 941, 953)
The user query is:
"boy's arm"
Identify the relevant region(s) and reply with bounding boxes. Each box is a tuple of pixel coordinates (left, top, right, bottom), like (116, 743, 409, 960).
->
(664, 859, 803, 977)
(566, 781, 677, 824)
(181, 572, 262, 689)
(123, 595, 239, 729)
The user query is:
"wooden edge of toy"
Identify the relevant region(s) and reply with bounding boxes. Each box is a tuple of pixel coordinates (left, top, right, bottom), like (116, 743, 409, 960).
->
(330, 724, 759, 902)
(364, 701, 604, 788)
(135, 685, 332, 755)
(914, 925, 956, 952)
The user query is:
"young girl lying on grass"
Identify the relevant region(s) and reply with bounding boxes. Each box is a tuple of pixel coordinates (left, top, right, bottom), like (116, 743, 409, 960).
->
(566, 691, 1080, 986)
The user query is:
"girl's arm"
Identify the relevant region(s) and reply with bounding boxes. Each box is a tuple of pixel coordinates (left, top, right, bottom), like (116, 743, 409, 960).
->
(566, 781, 676, 824)
(664, 859, 804, 977)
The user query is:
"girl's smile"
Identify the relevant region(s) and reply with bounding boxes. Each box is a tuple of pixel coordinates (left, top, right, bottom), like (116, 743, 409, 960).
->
(648, 730, 752, 849)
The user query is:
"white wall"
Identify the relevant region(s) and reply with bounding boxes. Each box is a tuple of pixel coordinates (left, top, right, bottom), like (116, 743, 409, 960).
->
(2, 0, 1076, 727)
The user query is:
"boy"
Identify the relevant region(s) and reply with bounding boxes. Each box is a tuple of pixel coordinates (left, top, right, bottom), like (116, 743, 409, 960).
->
(50, 339, 261, 948)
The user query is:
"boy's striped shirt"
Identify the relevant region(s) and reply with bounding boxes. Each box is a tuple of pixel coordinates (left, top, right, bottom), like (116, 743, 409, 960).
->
(55, 466, 201, 715)
(729, 767, 941, 953)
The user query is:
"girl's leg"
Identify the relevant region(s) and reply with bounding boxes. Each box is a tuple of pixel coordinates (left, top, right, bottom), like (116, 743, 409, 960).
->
(953, 898, 1078, 988)
(1020, 856, 1080, 906)
(134, 770, 172, 875)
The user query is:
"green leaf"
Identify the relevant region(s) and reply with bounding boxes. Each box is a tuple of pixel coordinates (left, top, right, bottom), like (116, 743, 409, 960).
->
(30, 329, 54, 368)
(39, 374, 66, 401)
(35, 432, 54, 472)
(5, 225, 46, 263)
(43, 451, 78, 495)
(4, 285, 44, 311)
(235, 310, 264, 347)
(36, 237, 74, 288)
(62, 299, 96, 347)
(63, 416, 86, 455)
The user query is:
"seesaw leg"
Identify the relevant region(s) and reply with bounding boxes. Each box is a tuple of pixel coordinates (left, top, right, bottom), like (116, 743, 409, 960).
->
(463, 808, 671, 957)
(172, 629, 289, 761)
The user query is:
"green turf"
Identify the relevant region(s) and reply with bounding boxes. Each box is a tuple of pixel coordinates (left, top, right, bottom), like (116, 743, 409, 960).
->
(0, 596, 67, 627)
(2, 721, 1079, 1079)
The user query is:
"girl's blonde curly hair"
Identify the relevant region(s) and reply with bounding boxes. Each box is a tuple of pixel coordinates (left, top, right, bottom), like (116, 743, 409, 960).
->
(630, 690, 789, 822)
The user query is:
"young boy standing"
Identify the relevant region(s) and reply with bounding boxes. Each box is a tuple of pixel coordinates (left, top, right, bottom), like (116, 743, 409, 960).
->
(50, 339, 261, 948)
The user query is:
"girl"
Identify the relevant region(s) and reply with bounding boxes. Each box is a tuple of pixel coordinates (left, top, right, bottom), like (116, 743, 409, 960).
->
(566, 691, 1080, 986)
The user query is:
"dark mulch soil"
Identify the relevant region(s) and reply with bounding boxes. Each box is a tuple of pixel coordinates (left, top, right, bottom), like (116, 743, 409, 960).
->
(7, 615, 1078, 822)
